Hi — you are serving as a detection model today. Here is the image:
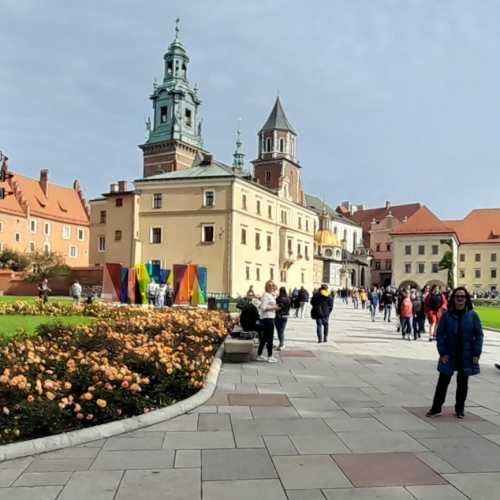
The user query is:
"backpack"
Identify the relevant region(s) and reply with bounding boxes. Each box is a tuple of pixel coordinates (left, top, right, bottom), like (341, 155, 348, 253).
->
(430, 294, 442, 311)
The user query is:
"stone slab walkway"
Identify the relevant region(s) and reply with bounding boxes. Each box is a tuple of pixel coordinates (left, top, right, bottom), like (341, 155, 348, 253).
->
(1, 302, 500, 499)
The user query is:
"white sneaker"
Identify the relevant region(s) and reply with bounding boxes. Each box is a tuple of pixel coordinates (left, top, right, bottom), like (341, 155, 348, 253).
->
(256, 355, 267, 362)
(267, 356, 278, 363)
(279, 345, 285, 351)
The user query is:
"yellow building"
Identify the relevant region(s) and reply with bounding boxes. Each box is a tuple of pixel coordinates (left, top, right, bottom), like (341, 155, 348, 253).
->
(90, 28, 315, 296)
(391, 206, 500, 293)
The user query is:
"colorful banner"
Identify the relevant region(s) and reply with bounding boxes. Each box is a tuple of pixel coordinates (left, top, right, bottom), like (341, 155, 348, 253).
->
(102, 263, 122, 302)
(135, 263, 152, 304)
(127, 267, 137, 304)
(120, 267, 129, 304)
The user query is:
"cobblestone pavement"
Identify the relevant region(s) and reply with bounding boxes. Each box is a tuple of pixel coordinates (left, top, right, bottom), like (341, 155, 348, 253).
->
(1, 302, 500, 499)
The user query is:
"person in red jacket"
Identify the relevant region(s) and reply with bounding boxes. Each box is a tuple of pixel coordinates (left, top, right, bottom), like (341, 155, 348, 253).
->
(425, 285, 447, 342)
(400, 291, 413, 340)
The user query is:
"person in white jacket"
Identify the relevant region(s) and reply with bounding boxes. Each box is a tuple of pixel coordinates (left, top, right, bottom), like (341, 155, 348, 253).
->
(256, 280, 280, 363)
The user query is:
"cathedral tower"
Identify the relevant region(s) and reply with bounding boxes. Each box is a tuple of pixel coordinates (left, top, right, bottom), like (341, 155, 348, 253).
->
(140, 20, 205, 177)
(252, 97, 304, 205)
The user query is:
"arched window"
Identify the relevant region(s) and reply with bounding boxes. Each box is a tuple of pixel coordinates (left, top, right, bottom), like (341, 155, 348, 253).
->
(334, 226, 338, 235)
(343, 229, 348, 244)
(266, 138, 271, 152)
(279, 138, 284, 153)
(353, 232, 357, 249)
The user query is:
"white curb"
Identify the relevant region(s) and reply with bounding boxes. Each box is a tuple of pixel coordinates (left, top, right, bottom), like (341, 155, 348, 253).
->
(0, 344, 224, 462)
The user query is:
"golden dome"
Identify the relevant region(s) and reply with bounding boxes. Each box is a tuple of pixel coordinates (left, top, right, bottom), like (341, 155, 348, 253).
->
(314, 229, 339, 247)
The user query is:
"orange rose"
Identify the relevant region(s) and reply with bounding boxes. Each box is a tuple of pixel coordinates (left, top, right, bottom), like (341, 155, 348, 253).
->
(82, 392, 93, 401)
(96, 399, 107, 408)
(46, 392, 55, 401)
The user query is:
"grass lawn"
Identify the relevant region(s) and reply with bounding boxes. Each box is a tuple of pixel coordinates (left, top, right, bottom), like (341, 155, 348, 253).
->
(475, 307, 500, 331)
(0, 315, 95, 339)
(0, 296, 71, 304)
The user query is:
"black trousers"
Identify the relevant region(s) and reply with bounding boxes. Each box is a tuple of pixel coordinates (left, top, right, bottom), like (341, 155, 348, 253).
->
(258, 318, 275, 357)
(431, 370, 469, 413)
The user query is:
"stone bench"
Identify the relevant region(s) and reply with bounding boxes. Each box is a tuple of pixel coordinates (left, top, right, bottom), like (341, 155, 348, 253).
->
(224, 336, 256, 363)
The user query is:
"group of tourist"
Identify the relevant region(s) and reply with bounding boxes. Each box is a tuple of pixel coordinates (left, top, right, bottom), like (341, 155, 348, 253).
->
(146, 280, 174, 308)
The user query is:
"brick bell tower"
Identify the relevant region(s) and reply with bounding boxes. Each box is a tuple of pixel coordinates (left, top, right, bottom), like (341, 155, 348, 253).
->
(252, 97, 304, 205)
(139, 20, 206, 177)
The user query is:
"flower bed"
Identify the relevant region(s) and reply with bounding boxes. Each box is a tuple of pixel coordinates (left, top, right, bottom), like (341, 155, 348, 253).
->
(0, 304, 229, 444)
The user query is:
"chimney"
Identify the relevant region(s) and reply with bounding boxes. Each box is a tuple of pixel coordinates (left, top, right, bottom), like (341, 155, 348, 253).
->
(385, 200, 391, 209)
(118, 180, 128, 192)
(40, 169, 49, 196)
(110, 183, 119, 193)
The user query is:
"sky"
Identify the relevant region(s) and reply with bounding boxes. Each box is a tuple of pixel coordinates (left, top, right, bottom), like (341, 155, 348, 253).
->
(1, 0, 500, 219)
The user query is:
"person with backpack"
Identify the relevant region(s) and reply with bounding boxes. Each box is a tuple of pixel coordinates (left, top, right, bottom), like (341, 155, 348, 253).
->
(411, 289, 422, 339)
(310, 284, 334, 343)
(426, 287, 483, 419)
(425, 285, 446, 341)
(275, 287, 291, 351)
(352, 288, 359, 309)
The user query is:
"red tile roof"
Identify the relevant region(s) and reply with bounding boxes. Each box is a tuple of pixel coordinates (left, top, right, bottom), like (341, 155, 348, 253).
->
(446, 209, 500, 244)
(391, 206, 456, 236)
(347, 203, 421, 231)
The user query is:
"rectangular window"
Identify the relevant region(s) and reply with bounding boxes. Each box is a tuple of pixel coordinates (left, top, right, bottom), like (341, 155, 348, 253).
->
(204, 190, 215, 207)
(418, 245, 425, 255)
(301, 271, 305, 284)
(256, 267, 261, 281)
(405, 263, 411, 274)
(151, 227, 162, 244)
(256, 200, 261, 215)
(475, 253, 481, 262)
(305, 219, 309, 232)
(491, 269, 497, 279)
(241, 228, 247, 245)
(475, 269, 481, 279)
(99, 210, 106, 224)
(29, 241, 35, 252)
(202, 224, 214, 243)
(160, 105, 168, 123)
(114, 230, 122, 241)
(492, 253, 497, 262)
(418, 263, 425, 274)
(43, 222, 50, 236)
(0, 222, 3, 233)
(43, 243, 50, 254)
(30, 219, 36, 233)
(297, 243, 302, 257)
(269, 267, 274, 280)
(62, 225, 71, 240)
(245, 266, 250, 280)
(255, 232, 261, 250)
(375, 261, 381, 270)
(386, 243, 391, 251)
(69, 246, 78, 258)
(385, 260, 392, 270)
(459, 269, 465, 278)
(432, 263, 439, 273)
(280, 270, 287, 282)
(305, 245, 309, 260)
(281, 210, 287, 224)
(115, 198, 123, 207)
(153, 193, 162, 209)
(267, 235, 272, 251)
(268, 205, 272, 219)
(242, 194, 247, 210)
(77, 228, 85, 241)
(265, 171, 271, 185)
(376, 244, 381, 252)
(460, 253, 465, 262)
(432, 244, 439, 255)
(298, 216, 302, 230)
(98, 236, 106, 252)
(185, 108, 192, 127)
(287, 238, 293, 255)
(405, 245, 411, 255)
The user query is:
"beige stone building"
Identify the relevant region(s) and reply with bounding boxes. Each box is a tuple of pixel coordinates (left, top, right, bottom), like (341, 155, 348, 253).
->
(391, 206, 500, 293)
(0, 155, 90, 266)
(90, 30, 316, 296)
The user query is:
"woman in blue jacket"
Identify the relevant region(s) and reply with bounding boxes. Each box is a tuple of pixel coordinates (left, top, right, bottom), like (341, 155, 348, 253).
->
(427, 287, 483, 419)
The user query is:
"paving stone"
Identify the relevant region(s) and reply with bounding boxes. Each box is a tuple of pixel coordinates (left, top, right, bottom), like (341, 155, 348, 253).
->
(202, 448, 277, 480)
(373, 409, 436, 431)
(228, 393, 290, 406)
(163, 430, 234, 449)
(460, 420, 500, 434)
(187, 405, 218, 414)
(217, 405, 253, 419)
(58, 470, 123, 500)
(242, 375, 281, 384)
(103, 434, 165, 450)
(251, 406, 300, 418)
(404, 406, 483, 422)
(337, 431, 426, 453)
(202, 479, 287, 500)
(406, 423, 479, 439)
(234, 433, 265, 448)
(175, 450, 201, 468)
(324, 417, 389, 432)
(259, 384, 315, 397)
(91, 450, 174, 470)
(313, 387, 374, 403)
(273, 455, 351, 489)
(14, 471, 72, 486)
(0, 486, 62, 500)
(77, 439, 106, 448)
(297, 409, 349, 418)
(0, 468, 23, 487)
(0, 457, 32, 470)
(206, 391, 230, 405)
(333, 453, 447, 487)
(197, 413, 232, 431)
(279, 350, 316, 357)
(290, 433, 351, 454)
(232, 417, 334, 436)
(444, 472, 500, 499)
(286, 490, 326, 500)
(263, 435, 297, 455)
(142, 414, 198, 431)
(27, 458, 94, 472)
(116, 468, 200, 500)
(419, 435, 500, 472)
(322, 487, 415, 499)
(405, 484, 468, 499)
(289, 397, 340, 411)
(416, 452, 458, 474)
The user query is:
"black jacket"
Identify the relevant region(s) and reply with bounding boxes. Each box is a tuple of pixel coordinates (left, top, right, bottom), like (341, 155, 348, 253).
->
(310, 292, 333, 319)
(276, 296, 291, 319)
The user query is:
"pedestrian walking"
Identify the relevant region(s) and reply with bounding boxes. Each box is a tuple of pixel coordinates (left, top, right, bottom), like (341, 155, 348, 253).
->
(411, 290, 422, 339)
(368, 286, 380, 322)
(352, 288, 359, 309)
(360, 288, 368, 309)
(310, 284, 334, 343)
(256, 280, 279, 363)
(425, 285, 447, 341)
(400, 291, 413, 340)
(427, 287, 483, 419)
(38, 278, 51, 304)
(70, 280, 82, 305)
(381, 287, 394, 322)
(275, 287, 291, 351)
(156, 283, 167, 307)
(296, 286, 309, 318)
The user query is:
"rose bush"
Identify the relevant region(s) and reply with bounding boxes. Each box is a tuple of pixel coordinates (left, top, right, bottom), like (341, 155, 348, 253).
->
(0, 304, 229, 444)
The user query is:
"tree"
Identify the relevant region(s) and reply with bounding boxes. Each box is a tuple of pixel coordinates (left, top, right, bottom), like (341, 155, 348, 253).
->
(439, 239, 455, 289)
(24, 251, 70, 283)
(0, 248, 31, 271)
